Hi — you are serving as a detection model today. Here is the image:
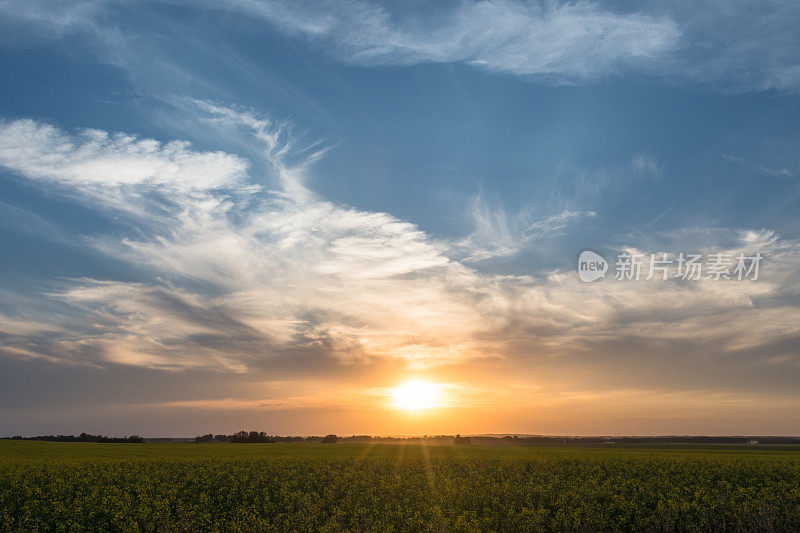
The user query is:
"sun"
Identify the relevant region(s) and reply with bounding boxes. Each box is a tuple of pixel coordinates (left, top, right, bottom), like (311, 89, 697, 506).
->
(390, 380, 444, 411)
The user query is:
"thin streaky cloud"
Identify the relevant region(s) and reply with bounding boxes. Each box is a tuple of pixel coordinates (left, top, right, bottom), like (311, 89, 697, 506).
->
(209, 0, 681, 83)
(1, 1, 798, 92)
(190, 0, 800, 92)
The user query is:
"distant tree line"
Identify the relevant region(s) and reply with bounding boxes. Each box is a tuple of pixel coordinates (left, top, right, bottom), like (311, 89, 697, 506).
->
(192, 433, 800, 445)
(195, 432, 350, 443)
(194, 431, 280, 443)
(8, 432, 798, 446)
(488, 435, 800, 445)
(2, 432, 143, 443)
(196, 432, 281, 443)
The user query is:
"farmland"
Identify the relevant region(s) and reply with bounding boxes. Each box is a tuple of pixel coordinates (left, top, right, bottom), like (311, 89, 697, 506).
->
(2, 441, 800, 531)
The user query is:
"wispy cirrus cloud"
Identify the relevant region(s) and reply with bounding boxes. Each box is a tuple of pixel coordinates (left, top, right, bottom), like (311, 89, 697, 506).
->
(455, 192, 595, 262)
(210, 0, 680, 83)
(193, 0, 800, 92)
(0, 119, 248, 191)
(0, 103, 799, 398)
(1, 0, 798, 92)
(0, 105, 492, 370)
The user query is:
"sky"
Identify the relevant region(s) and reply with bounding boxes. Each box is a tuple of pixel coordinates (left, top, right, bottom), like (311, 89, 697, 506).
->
(1, 0, 800, 437)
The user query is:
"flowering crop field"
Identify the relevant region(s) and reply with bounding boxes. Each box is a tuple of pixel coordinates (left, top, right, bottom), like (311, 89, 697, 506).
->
(2, 441, 800, 531)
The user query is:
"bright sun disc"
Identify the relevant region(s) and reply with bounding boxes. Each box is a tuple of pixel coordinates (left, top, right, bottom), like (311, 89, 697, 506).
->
(391, 380, 444, 411)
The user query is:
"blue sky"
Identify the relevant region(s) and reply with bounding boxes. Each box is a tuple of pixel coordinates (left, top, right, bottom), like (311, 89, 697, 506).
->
(1, 0, 800, 436)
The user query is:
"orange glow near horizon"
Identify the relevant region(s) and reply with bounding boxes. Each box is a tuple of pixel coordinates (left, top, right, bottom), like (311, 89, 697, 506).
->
(390, 380, 445, 411)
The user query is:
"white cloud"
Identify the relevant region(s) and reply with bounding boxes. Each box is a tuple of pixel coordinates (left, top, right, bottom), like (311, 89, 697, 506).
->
(234, 0, 800, 92)
(0, 106, 493, 369)
(1, 106, 799, 385)
(2, 0, 799, 92)
(216, 0, 680, 83)
(0, 119, 249, 192)
(456, 192, 595, 261)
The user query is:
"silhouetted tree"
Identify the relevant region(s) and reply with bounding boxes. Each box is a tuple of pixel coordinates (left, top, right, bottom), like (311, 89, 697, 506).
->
(229, 431, 275, 443)
(453, 434, 471, 445)
(321, 434, 338, 443)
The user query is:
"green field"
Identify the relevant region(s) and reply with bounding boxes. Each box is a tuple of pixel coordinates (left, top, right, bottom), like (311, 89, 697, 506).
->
(2, 441, 800, 531)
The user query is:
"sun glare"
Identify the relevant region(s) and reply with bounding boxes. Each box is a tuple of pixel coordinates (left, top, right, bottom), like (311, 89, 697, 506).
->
(390, 380, 444, 411)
